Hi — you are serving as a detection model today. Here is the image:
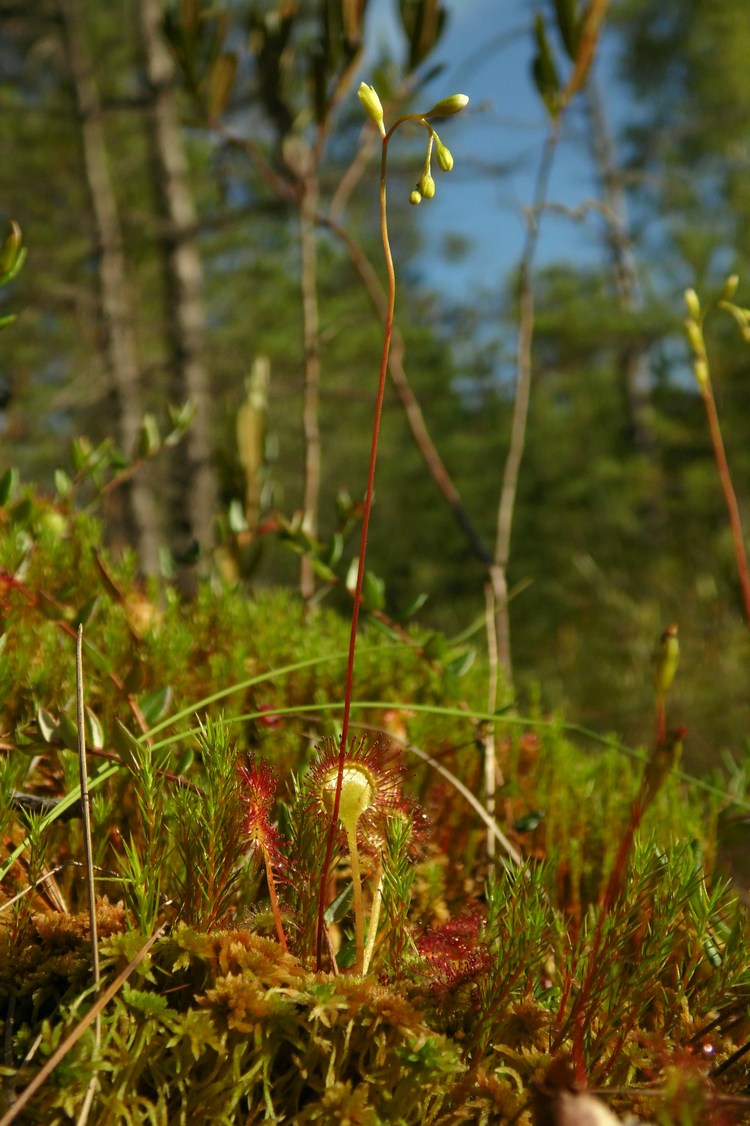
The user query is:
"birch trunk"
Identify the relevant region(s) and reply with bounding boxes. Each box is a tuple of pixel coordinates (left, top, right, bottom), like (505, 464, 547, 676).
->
(137, 0, 217, 586)
(59, 0, 162, 575)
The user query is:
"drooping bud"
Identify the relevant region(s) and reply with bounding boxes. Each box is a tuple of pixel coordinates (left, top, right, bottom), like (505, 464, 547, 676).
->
(418, 169, 436, 199)
(684, 318, 704, 357)
(409, 189, 422, 206)
(436, 140, 454, 172)
(357, 82, 386, 137)
(694, 358, 709, 387)
(0, 220, 25, 284)
(424, 93, 469, 118)
(684, 288, 701, 321)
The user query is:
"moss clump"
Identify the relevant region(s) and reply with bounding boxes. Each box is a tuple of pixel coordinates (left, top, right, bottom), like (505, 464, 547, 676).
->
(3, 924, 477, 1123)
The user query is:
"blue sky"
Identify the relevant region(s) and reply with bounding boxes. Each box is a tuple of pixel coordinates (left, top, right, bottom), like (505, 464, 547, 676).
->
(364, 0, 630, 297)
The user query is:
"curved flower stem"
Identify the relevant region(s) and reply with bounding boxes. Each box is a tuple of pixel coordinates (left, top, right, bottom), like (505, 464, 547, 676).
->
(315, 115, 426, 970)
(362, 866, 384, 976)
(685, 299, 750, 627)
(699, 368, 750, 626)
(345, 823, 366, 974)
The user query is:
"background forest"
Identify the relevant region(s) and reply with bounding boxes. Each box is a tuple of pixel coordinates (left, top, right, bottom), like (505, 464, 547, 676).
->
(1, 0, 749, 775)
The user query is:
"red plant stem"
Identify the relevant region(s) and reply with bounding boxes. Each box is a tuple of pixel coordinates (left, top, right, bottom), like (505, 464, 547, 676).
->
(315, 128, 396, 970)
(699, 375, 750, 627)
(264, 850, 289, 952)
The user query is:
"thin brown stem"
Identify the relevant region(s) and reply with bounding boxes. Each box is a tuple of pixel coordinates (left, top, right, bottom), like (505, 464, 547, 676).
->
(699, 375, 750, 626)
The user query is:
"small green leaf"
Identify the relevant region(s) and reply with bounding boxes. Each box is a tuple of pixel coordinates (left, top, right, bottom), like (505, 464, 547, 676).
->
(176, 748, 195, 776)
(112, 719, 143, 771)
(423, 632, 448, 661)
(554, 0, 581, 59)
(0, 220, 25, 282)
(311, 558, 338, 585)
(167, 399, 195, 437)
(514, 810, 546, 832)
(400, 592, 429, 622)
(57, 711, 80, 752)
(334, 935, 356, 970)
(70, 437, 92, 472)
(84, 707, 104, 751)
(82, 637, 114, 676)
(445, 647, 475, 678)
(322, 533, 344, 569)
(54, 469, 73, 498)
(37, 708, 61, 744)
(361, 569, 385, 612)
(0, 467, 19, 506)
(137, 413, 161, 458)
(532, 12, 561, 117)
(324, 881, 354, 925)
(73, 597, 99, 628)
(139, 686, 173, 727)
(228, 499, 248, 533)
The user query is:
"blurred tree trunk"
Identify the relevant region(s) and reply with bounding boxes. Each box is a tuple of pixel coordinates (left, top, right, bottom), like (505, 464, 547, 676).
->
(137, 0, 217, 589)
(59, 0, 162, 575)
(298, 167, 321, 602)
(586, 71, 656, 456)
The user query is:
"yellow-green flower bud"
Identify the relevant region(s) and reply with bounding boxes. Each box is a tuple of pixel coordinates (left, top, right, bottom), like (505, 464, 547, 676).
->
(0, 220, 24, 281)
(684, 318, 704, 357)
(436, 140, 454, 172)
(418, 170, 436, 199)
(694, 358, 709, 387)
(721, 274, 740, 301)
(357, 82, 385, 137)
(684, 287, 701, 321)
(425, 93, 469, 118)
(409, 189, 422, 206)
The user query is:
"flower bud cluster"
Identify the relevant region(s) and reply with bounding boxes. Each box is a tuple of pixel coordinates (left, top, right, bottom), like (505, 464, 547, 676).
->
(357, 82, 468, 206)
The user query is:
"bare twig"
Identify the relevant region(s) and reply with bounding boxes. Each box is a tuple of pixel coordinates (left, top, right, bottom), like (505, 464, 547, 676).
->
(493, 122, 561, 685)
